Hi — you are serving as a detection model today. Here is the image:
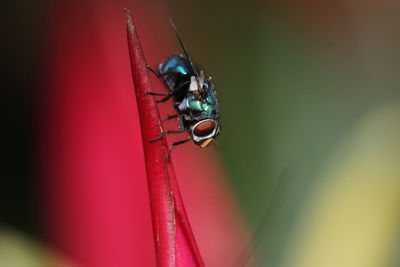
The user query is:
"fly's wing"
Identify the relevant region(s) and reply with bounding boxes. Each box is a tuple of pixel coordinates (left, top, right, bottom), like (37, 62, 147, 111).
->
(169, 19, 200, 79)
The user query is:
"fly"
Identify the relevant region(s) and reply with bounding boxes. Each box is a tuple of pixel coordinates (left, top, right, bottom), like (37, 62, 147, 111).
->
(146, 20, 220, 158)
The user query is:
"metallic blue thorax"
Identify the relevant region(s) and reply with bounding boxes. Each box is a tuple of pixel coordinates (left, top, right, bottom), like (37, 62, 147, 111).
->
(178, 84, 219, 118)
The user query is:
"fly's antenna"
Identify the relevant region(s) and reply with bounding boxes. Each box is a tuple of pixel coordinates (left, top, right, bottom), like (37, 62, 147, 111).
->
(169, 18, 200, 77)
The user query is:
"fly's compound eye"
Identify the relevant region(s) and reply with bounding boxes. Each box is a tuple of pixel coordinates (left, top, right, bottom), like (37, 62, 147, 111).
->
(192, 120, 217, 148)
(193, 119, 216, 137)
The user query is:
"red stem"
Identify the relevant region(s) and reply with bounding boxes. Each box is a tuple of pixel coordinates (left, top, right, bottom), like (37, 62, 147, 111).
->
(125, 10, 205, 267)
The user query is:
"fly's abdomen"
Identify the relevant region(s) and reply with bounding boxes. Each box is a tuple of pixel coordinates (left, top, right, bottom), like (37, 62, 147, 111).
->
(159, 56, 190, 76)
(158, 56, 192, 92)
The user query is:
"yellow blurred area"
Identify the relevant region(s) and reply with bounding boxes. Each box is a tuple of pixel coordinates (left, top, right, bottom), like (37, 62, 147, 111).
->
(0, 227, 74, 267)
(283, 104, 400, 267)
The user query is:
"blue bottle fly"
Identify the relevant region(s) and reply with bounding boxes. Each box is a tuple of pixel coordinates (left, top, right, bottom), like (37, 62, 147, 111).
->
(147, 21, 220, 157)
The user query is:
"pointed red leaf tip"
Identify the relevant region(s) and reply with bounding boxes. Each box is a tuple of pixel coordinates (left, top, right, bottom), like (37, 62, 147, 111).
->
(125, 9, 205, 267)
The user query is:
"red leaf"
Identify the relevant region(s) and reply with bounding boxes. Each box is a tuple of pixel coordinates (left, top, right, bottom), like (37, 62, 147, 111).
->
(125, 9, 205, 267)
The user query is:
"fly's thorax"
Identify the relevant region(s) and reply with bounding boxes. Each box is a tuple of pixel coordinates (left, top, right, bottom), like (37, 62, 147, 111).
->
(177, 84, 219, 118)
(178, 96, 213, 116)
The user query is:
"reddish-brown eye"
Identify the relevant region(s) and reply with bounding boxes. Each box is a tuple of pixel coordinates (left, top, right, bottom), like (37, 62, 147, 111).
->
(193, 120, 216, 137)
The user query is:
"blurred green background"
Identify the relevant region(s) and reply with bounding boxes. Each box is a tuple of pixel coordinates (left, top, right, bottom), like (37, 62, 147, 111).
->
(169, 0, 400, 266)
(2, 0, 400, 266)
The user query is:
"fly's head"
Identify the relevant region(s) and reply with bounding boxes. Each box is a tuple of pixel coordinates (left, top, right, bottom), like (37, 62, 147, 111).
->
(191, 118, 220, 147)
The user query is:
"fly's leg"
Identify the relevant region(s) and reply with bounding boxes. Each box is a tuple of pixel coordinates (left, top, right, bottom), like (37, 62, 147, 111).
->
(145, 65, 170, 96)
(168, 138, 191, 161)
(156, 80, 190, 102)
(147, 65, 160, 77)
(147, 80, 191, 103)
(150, 129, 185, 142)
(162, 114, 179, 122)
(144, 91, 174, 103)
(178, 115, 186, 130)
(155, 92, 175, 103)
(144, 91, 170, 97)
(144, 90, 174, 103)
(147, 65, 179, 78)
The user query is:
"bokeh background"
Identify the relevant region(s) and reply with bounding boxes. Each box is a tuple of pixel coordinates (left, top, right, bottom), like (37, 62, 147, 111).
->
(2, 0, 400, 266)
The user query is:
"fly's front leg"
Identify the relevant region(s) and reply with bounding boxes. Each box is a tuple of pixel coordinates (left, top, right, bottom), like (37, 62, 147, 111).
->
(168, 138, 191, 161)
(150, 129, 185, 142)
(178, 115, 186, 130)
